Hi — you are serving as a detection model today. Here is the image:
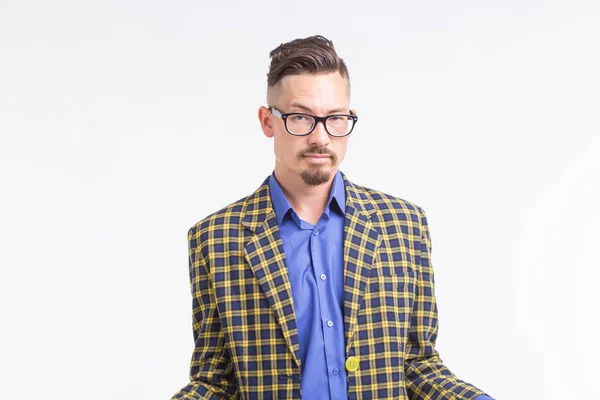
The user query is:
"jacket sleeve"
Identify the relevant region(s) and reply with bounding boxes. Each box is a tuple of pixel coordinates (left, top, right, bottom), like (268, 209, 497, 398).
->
(404, 207, 489, 400)
(170, 227, 238, 400)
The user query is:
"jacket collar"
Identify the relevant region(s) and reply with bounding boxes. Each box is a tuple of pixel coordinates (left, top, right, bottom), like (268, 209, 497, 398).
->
(242, 170, 376, 231)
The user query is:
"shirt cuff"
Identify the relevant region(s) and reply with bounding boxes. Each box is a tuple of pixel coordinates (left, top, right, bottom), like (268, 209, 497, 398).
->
(475, 396, 495, 400)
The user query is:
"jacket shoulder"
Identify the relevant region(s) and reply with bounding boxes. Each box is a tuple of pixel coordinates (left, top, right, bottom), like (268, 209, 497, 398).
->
(354, 182, 426, 221)
(187, 194, 249, 237)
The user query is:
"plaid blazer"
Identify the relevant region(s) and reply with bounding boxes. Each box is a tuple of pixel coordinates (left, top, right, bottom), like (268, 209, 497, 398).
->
(172, 171, 487, 400)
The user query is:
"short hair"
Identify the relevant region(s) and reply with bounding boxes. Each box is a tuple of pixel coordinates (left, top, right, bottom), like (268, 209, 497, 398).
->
(266, 35, 350, 97)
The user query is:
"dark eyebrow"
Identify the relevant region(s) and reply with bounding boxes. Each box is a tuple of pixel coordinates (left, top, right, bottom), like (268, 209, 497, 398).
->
(289, 102, 348, 115)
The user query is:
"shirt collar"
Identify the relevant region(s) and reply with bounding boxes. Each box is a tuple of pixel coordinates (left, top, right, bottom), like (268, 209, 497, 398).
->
(268, 169, 346, 226)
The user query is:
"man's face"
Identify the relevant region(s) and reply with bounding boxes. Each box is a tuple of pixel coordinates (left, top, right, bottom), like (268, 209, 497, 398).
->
(260, 71, 352, 186)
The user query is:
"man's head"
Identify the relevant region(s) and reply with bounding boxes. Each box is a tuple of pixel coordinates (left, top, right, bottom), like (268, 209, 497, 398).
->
(258, 35, 355, 187)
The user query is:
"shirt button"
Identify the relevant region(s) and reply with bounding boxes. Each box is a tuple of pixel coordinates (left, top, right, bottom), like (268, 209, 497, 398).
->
(313, 229, 319, 236)
(345, 356, 359, 372)
(332, 368, 339, 375)
(320, 273, 327, 281)
(326, 320, 333, 327)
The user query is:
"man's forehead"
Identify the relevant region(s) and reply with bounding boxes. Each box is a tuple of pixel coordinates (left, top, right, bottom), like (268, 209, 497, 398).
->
(285, 102, 348, 115)
(277, 72, 350, 112)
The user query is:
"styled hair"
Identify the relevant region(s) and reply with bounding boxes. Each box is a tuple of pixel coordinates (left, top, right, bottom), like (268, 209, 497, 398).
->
(266, 35, 350, 90)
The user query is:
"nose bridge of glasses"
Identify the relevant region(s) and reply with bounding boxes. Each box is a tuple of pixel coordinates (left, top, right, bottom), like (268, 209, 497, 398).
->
(312, 116, 331, 135)
(315, 116, 327, 128)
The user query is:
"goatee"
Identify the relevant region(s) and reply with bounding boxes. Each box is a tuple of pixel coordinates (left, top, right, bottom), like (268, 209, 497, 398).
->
(300, 168, 331, 186)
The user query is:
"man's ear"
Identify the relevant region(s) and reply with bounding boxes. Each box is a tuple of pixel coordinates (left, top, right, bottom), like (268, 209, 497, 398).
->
(258, 106, 275, 138)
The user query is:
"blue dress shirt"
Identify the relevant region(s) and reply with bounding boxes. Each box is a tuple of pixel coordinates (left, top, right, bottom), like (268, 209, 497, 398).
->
(268, 170, 494, 400)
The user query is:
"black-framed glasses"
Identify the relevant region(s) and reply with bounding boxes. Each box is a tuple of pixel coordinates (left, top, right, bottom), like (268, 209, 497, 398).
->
(268, 106, 358, 137)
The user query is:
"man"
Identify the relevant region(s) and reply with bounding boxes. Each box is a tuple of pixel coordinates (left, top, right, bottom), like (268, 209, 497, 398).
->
(171, 35, 493, 399)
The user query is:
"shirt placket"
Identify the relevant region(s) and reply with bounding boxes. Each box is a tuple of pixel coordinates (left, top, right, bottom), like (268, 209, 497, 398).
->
(310, 214, 346, 399)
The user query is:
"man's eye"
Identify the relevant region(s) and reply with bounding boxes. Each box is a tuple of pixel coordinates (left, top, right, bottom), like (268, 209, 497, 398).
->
(293, 115, 306, 121)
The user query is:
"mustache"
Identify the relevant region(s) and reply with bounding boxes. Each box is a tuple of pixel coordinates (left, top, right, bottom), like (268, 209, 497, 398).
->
(299, 147, 335, 158)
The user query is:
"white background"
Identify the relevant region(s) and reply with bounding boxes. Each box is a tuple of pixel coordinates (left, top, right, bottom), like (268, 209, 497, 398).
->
(1, 1, 599, 399)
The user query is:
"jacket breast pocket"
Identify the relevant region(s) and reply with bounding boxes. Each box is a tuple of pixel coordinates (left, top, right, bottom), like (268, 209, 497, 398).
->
(364, 269, 416, 327)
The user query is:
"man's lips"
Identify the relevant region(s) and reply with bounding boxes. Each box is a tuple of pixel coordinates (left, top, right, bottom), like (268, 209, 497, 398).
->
(303, 154, 331, 164)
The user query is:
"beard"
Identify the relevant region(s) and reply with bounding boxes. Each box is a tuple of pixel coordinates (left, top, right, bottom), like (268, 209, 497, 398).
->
(298, 147, 338, 186)
(300, 167, 331, 186)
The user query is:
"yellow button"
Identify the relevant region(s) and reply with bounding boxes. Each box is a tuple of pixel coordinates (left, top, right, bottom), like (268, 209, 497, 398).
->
(345, 356, 359, 372)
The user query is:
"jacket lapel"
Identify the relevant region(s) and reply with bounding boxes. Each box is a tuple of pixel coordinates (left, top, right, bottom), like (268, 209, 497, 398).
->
(340, 172, 383, 351)
(242, 177, 301, 369)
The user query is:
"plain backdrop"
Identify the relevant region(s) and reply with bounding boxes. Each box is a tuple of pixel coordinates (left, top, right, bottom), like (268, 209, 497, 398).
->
(1, 1, 599, 399)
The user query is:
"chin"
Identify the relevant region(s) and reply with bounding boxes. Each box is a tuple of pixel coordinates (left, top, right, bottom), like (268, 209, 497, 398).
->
(300, 166, 334, 186)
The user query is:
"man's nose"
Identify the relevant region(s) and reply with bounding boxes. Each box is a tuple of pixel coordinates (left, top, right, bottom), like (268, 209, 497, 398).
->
(308, 120, 330, 146)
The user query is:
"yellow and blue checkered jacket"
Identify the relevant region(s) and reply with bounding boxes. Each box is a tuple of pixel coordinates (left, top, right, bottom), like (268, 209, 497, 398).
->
(172, 171, 488, 399)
